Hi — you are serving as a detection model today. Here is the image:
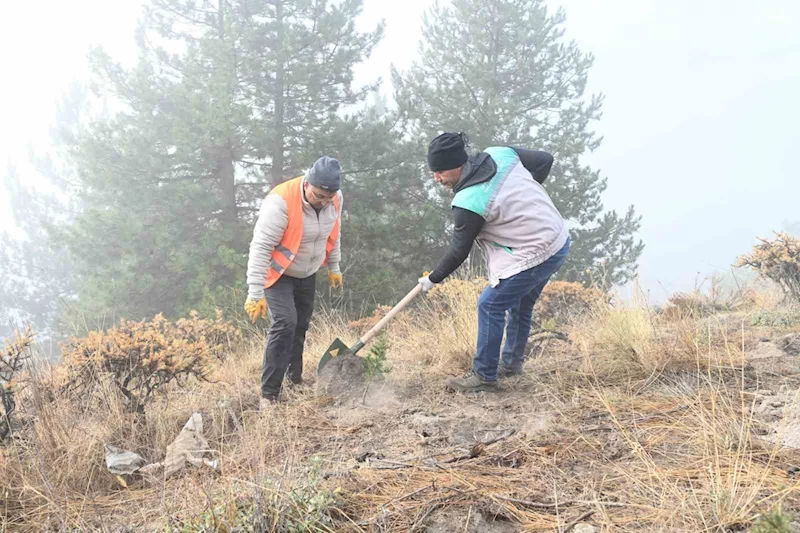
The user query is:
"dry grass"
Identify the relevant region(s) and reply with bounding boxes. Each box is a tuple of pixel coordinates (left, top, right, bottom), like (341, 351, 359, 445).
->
(388, 277, 485, 376)
(3, 277, 800, 531)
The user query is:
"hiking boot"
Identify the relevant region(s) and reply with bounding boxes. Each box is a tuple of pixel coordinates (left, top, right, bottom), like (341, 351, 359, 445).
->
(498, 364, 524, 379)
(445, 371, 499, 393)
(259, 395, 282, 410)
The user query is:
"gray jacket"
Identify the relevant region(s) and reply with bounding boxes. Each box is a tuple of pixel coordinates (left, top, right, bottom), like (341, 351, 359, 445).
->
(246, 176, 342, 300)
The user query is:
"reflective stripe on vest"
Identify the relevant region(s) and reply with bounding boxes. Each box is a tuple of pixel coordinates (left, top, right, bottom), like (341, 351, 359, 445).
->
(264, 176, 340, 288)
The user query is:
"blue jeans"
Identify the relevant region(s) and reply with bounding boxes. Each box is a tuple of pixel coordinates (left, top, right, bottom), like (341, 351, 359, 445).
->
(474, 237, 570, 381)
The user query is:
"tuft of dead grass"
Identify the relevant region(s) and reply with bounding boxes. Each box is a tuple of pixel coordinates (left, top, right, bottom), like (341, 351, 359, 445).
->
(388, 277, 484, 378)
(576, 302, 660, 379)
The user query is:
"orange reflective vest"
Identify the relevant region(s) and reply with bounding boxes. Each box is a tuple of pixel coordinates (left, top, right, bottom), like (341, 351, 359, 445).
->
(264, 176, 341, 288)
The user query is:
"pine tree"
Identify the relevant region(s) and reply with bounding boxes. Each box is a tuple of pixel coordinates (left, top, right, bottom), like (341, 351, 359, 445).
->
(0, 166, 74, 339)
(0, 85, 83, 339)
(329, 101, 450, 309)
(392, 0, 643, 287)
(238, 0, 384, 187)
(61, 0, 383, 321)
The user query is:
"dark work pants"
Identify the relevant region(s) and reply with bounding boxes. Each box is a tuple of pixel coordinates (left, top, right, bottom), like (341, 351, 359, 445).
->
(261, 273, 316, 398)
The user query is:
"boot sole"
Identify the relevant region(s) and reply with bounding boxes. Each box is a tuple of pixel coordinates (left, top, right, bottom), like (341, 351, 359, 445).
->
(445, 380, 499, 393)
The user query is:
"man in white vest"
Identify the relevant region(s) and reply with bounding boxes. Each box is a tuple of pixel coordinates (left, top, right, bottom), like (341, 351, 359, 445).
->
(419, 133, 570, 392)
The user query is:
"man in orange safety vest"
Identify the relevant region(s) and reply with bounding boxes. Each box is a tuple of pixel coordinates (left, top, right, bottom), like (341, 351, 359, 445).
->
(245, 156, 343, 408)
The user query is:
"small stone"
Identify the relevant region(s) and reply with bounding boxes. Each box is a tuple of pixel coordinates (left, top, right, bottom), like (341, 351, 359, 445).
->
(757, 400, 772, 413)
(216, 397, 232, 409)
(572, 524, 599, 533)
(779, 334, 800, 356)
(355, 451, 376, 463)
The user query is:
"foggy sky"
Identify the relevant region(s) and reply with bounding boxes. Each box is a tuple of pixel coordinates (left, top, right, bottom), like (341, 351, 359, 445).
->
(1, 0, 797, 303)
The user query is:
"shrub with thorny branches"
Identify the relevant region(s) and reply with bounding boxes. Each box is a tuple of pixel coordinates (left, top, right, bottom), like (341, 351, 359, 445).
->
(1, 325, 34, 441)
(736, 232, 800, 301)
(61, 313, 229, 413)
(536, 281, 606, 324)
(173, 310, 242, 362)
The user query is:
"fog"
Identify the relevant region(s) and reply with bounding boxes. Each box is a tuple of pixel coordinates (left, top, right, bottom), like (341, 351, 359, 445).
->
(1, 0, 797, 313)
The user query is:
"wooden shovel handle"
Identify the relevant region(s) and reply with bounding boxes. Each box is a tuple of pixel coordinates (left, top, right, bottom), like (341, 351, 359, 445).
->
(360, 283, 423, 346)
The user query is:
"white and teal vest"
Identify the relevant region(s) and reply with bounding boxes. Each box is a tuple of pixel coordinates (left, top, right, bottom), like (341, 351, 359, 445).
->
(452, 146, 569, 286)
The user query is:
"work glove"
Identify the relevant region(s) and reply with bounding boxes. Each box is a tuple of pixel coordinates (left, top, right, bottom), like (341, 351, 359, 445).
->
(418, 271, 436, 293)
(244, 297, 267, 323)
(328, 270, 343, 289)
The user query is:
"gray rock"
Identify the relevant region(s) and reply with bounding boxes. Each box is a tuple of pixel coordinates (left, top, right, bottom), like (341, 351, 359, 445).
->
(779, 334, 800, 357)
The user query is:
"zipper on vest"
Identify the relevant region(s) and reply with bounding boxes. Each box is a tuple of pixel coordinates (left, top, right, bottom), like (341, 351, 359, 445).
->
(316, 212, 322, 265)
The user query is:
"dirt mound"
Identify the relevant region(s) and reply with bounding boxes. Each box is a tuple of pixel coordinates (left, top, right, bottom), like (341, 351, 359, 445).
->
(315, 353, 367, 402)
(750, 339, 786, 359)
(315, 353, 403, 411)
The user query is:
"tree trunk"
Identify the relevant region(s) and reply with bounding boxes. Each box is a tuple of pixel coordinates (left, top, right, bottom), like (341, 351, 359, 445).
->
(271, 0, 286, 188)
(217, 143, 237, 227)
(215, 2, 239, 233)
(218, 0, 224, 38)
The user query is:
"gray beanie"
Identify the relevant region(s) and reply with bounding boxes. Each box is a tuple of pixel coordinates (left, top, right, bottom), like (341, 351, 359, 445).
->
(306, 156, 341, 192)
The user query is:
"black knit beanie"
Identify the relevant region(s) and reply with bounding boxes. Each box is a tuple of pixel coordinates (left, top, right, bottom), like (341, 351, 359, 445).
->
(427, 132, 469, 171)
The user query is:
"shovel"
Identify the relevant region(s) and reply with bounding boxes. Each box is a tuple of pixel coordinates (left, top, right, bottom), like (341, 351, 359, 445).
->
(316, 283, 424, 374)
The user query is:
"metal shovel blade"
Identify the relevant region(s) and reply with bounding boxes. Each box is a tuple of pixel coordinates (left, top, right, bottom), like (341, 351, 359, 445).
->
(315, 284, 423, 376)
(316, 337, 351, 375)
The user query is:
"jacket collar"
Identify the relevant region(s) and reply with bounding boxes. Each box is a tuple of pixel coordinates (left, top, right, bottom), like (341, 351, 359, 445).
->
(300, 174, 313, 208)
(453, 152, 497, 194)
